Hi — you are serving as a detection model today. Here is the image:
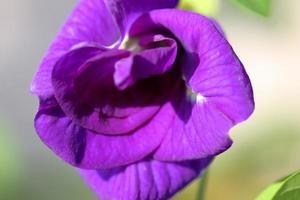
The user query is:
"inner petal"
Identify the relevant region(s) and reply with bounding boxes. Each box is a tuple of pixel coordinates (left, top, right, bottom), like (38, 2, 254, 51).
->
(52, 46, 178, 135)
(114, 34, 178, 90)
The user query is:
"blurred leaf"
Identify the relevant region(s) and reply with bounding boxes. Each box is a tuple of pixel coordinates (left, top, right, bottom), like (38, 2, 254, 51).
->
(0, 123, 19, 198)
(256, 170, 300, 200)
(0, 127, 15, 173)
(179, 0, 220, 17)
(230, 0, 271, 16)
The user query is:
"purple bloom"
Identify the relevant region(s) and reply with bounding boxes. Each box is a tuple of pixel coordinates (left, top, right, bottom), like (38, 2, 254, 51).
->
(32, 0, 254, 199)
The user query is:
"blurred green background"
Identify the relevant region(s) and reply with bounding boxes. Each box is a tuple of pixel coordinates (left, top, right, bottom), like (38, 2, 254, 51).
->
(1, 0, 300, 199)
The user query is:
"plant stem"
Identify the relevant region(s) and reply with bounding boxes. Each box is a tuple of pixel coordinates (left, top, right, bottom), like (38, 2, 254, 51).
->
(197, 169, 210, 200)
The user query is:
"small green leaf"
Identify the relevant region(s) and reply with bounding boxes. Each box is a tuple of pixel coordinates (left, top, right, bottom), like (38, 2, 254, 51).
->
(179, 0, 220, 17)
(256, 170, 300, 200)
(230, 0, 271, 16)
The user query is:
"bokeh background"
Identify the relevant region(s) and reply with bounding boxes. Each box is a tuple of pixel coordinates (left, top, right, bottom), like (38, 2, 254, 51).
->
(1, 0, 300, 199)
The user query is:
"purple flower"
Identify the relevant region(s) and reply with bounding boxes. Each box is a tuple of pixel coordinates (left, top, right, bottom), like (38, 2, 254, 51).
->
(32, 0, 254, 199)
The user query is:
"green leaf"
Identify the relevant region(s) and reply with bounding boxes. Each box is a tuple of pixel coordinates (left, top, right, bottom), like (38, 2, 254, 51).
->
(230, 0, 271, 16)
(0, 123, 19, 196)
(256, 170, 300, 200)
(179, 0, 220, 17)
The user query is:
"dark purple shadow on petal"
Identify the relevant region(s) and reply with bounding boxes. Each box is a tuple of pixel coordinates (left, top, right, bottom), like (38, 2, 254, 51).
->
(170, 90, 193, 123)
(180, 52, 201, 81)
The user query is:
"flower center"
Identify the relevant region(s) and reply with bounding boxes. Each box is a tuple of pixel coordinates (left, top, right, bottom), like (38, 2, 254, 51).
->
(119, 35, 141, 52)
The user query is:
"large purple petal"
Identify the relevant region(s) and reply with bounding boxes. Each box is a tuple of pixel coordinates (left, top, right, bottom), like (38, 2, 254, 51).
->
(31, 0, 179, 98)
(154, 96, 233, 160)
(79, 158, 212, 200)
(34, 97, 175, 169)
(130, 9, 254, 161)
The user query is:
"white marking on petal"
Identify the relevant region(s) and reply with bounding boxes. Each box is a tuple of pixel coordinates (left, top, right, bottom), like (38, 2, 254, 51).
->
(119, 34, 129, 49)
(196, 94, 206, 104)
(103, 36, 122, 49)
(186, 87, 206, 104)
(70, 41, 99, 50)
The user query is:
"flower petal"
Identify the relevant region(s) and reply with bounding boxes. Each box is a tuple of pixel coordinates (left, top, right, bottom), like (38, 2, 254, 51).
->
(114, 34, 177, 90)
(31, 0, 121, 98)
(34, 97, 175, 169)
(130, 9, 254, 161)
(79, 157, 212, 200)
(154, 95, 233, 160)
